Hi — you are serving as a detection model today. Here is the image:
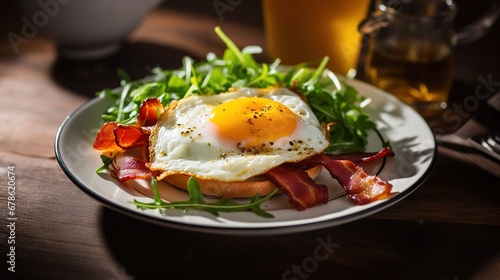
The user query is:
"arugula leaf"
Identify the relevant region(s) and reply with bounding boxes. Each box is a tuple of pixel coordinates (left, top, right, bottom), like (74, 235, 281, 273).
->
(133, 177, 276, 218)
(96, 155, 112, 174)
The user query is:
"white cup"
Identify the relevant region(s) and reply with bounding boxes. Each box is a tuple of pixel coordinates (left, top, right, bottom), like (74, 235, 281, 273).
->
(16, 0, 162, 60)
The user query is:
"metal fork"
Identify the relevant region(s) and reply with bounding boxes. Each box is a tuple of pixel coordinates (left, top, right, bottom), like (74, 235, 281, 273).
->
(435, 91, 500, 169)
(470, 133, 500, 161)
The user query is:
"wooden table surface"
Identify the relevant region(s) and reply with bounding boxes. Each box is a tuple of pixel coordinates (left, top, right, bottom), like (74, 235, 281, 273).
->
(1, 1, 500, 280)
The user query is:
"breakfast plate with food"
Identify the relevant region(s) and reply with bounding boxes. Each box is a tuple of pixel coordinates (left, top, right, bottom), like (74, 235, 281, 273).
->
(55, 27, 436, 236)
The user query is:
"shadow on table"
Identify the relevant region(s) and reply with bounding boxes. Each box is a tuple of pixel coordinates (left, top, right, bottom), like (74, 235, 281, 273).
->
(51, 41, 200, 97)
(99, 207, 500, 280)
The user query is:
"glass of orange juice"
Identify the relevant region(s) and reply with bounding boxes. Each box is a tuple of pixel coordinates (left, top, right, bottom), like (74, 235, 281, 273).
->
(261, 0, 372, 75)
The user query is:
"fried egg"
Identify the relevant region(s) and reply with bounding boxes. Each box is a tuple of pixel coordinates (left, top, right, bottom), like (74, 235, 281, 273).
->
(149, 87, 329, 182)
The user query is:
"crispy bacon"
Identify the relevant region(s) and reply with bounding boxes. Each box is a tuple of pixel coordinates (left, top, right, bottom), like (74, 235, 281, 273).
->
(326, 146, 395, 163)
(93, 122, 150, 153)
(322, 159, 392, 205)
(137, 98, 163, 127)
(115, 156, 152, 182)
(271, 147, 394, 209)
(93, 122, 124, 153)
(114, 125, 150, 149)
(292, 146, 395, 170)
(94, 98, 162, 153)
(265, 165, 328, 210)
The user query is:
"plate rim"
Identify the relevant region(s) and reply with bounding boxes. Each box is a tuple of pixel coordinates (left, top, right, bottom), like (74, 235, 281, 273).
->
(54, 78, 437, 236)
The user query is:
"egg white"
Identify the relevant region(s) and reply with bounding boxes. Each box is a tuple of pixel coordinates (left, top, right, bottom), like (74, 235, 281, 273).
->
(149, 87, 328, 182)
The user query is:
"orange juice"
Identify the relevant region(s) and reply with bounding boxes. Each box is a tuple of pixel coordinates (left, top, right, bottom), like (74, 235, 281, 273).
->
(262, 0, 371, 75)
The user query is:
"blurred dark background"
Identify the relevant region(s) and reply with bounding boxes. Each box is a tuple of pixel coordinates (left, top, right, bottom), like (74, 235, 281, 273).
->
(1, 0, 499, 97)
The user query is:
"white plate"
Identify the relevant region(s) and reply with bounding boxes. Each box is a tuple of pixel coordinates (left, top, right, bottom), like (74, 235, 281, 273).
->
(55, 78, 436, 236)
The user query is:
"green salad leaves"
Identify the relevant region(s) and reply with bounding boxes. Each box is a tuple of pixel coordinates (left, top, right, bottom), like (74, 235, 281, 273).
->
(98, 26, 374, 152)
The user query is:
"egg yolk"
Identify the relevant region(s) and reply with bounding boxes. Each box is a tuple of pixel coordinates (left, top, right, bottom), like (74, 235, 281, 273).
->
(209, 97, 297, 148)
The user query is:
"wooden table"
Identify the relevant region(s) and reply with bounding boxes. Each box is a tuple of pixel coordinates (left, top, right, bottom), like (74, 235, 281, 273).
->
(1, 2, 500, 279)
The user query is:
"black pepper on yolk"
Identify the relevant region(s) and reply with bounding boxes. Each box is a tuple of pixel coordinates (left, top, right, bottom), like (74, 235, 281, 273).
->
(209, 97, 298, 148)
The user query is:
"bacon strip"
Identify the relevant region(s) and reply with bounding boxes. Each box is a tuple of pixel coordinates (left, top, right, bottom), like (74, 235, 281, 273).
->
(292, 147, 395, 170)
(322, 159, 392, 205)
(114, 125, 150, 149)
(93, 122, 124, 153)
(274, 147, 394, 208)
(326, 146, 395, 163)
(115, 156, 152, 182)
(93, 122, 150, 153)
(265, 165, 328, 210)
(137, 98, 163, 127)
(94, 98, 161, 153)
